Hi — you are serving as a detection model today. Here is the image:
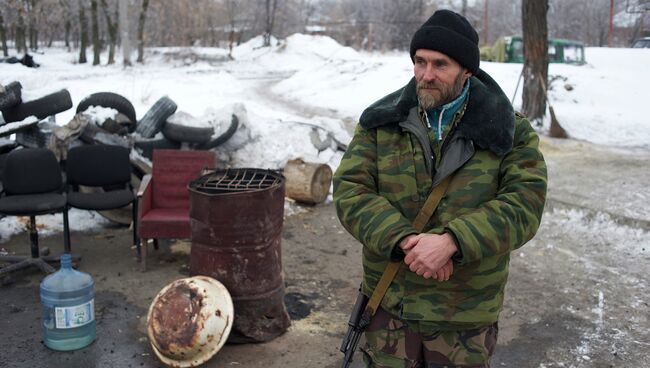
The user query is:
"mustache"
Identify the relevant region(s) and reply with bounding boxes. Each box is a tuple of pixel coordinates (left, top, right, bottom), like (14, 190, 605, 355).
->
(417, 80, 438, 90)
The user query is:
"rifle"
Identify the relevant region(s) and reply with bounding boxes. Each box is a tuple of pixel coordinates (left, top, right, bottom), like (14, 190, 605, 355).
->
(339, 291, 369, 368)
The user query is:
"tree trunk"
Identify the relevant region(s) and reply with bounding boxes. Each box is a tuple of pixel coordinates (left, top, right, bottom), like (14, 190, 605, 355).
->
(263, 0, 278, 47)
(226, 0, 237, 59)
(58, 0, 71, 49)
(64, 19, 71, 48)
(26, 0, 37, 51)
(16, 5, 27, 54)
(136, 0, 149, 63)
(0, 12, 8, 57)
(461, 0, 468, 17)
(90, 0, 100, 65)
(78, 0, 88, 63)
(119, 0, 131, 66)
(100, 0, 117, 64)
(521, 0, 548, 124)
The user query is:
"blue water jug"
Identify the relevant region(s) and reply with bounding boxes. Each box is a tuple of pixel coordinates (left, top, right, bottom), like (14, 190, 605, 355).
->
(40, 254, 96, 351)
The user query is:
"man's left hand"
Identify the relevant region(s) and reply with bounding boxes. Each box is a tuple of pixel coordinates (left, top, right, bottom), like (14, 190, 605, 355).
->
(404, 233, 458, 279)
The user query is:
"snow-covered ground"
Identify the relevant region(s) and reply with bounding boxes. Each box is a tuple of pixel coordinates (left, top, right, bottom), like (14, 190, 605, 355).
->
(1, 34, 649, 241)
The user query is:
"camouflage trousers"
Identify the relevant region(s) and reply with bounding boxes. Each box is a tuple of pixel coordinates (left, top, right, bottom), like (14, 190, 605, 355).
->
(361, 307, 498, 368)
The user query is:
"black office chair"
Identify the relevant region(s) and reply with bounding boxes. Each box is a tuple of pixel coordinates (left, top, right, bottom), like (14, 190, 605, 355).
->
(65, 145, 140, 258)
(0, 148, 71, 276)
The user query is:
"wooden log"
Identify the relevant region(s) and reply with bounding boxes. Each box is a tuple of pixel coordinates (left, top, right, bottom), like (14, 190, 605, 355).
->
(284, 158, 332, 204)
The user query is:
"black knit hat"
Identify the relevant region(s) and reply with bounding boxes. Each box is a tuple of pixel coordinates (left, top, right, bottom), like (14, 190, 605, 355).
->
(409, 9, 480, 74)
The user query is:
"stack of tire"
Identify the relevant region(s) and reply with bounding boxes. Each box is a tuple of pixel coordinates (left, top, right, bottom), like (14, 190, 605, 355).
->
(72, 92, 134, 151)
(1, 82, 73, 147)
(1, 84, 241, 223)
(133, 96, 239, 160)
(1, 82, 74, 191)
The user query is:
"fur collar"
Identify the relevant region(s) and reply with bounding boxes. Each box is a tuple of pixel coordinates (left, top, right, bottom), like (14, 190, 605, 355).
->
(359, 69, 515, 156)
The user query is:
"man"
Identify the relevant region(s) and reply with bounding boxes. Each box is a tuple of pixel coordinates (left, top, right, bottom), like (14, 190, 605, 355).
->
(333, 9, 547, 368)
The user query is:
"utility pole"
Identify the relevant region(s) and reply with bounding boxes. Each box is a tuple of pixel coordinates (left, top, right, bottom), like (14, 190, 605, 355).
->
(608, 0, 614, 47)
(484, 0, 489, 46)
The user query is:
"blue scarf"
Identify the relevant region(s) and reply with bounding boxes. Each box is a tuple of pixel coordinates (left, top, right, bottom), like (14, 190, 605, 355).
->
(425, 79, 470, 141)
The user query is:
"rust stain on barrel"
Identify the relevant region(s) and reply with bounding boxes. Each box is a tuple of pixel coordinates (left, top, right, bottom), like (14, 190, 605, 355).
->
(150, 281, 204, 352)
(188, 169, 291, 342)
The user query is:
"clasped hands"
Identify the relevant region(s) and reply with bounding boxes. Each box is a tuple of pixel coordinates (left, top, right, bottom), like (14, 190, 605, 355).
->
(399, 233, 458, 281)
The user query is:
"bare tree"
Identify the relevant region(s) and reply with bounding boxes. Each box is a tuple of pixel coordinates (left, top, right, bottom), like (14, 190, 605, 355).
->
(119, 0, 130, 66)
(0, 10, 8, 56)
(382, 0, 425, 50)
(263, 0, 278, 46)
(225, 0, 240, 58)
(136, 0, 149, 63)
(26, 0, 38, 50)
(521, 0, 548, 124)
(78, 0, 88, 63)
(58, 0, 72, 49)
(16, 1, 28, 53)
(90, 0, 100, 64)
(100, 0, 117, 64)
(1, 0, 633, 56)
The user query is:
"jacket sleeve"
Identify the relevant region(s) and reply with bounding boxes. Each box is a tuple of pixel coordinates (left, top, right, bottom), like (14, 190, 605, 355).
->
(445, 116, 548, 264)
(333, 125, 418, 260)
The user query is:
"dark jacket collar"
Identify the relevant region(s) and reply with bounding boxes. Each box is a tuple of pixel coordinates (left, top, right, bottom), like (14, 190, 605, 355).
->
(359, 69, 515, 156)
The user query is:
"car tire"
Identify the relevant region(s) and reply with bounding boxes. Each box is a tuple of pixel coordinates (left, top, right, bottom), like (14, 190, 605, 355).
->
(195, 114, 239, 150)
(0, 117, 39, 138)
(136, 96, 177, 138)
(76, 92, 137, 131)
(0, 81, 22, 111)
(2, 89, 73, 123)
(162, 117, 214, 144)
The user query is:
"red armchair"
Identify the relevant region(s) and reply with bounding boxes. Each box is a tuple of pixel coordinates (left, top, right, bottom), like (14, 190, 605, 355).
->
(137, 149, 215, 270)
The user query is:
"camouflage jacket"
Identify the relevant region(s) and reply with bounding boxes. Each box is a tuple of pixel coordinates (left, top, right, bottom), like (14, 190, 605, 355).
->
(333, 70, 547, 328)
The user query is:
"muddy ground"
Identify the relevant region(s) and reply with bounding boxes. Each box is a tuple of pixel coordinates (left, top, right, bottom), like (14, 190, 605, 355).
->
(1, 136, 649, 368)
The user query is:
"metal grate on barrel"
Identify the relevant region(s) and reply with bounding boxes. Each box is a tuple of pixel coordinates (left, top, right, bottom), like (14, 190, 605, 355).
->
(189, 168, 283, 194)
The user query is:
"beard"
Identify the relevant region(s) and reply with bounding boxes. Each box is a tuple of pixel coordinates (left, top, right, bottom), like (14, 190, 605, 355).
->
(417, 70, 466, 110)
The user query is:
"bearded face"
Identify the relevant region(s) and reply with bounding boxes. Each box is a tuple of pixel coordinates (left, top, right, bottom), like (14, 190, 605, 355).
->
(413, 49, 471, 110)
(416, 68, 467, 110)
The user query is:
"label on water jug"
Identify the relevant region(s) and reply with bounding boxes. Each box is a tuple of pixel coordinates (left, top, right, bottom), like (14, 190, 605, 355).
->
(54, 300, 95, 329)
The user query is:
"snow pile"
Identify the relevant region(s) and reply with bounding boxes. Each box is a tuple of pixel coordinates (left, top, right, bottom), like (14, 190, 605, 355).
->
(203, 102, 347, 170)
(232, 33, 360, 74)
(273, 52, 412, 119)
(167, 111, 212, 128)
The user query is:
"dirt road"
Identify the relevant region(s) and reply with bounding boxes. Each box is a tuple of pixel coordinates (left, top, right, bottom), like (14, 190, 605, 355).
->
(1, 137, 649, 368)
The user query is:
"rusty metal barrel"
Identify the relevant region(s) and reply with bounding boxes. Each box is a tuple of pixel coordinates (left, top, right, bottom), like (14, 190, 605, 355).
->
(188, 168, 290, 343)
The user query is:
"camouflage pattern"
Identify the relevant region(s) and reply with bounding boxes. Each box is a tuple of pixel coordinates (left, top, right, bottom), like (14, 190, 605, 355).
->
(362, 307, 497, 367)
(333, 72, 547, 327)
